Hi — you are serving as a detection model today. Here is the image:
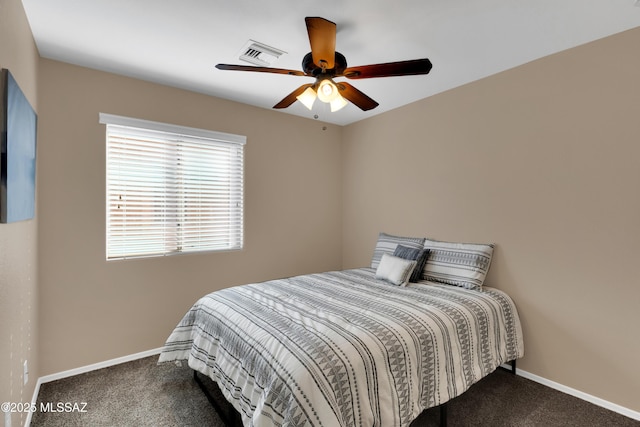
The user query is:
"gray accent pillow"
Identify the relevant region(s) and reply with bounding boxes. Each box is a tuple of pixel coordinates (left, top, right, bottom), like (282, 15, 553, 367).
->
(370, 232, 425, 270)
(393, 245, 430, 283)
(421, 238, 494, 290)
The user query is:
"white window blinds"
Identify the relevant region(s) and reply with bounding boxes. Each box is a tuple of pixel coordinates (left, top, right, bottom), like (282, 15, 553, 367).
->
(100, 113, 245, 260)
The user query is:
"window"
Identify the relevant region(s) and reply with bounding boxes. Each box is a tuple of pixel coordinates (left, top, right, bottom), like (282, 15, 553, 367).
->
(99, 113, 245, 260)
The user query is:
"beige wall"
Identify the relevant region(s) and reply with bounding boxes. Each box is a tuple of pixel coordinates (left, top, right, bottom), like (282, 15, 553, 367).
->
(342, 27, 640, 412)
(37, 59, 343, 375)
(0, 0, 40, 425)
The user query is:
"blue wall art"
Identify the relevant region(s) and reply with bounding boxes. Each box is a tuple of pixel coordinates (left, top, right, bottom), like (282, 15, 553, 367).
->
(1, 68, 37, 223)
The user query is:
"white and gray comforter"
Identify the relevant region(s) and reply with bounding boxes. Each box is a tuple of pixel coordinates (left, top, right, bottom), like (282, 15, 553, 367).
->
(159, 268, 524, 427)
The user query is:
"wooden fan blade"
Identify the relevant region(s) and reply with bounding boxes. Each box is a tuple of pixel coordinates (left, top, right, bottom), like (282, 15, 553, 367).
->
(343, 58, 432, 79)
(273, 84, 314, 109)
(337, 82, 379, 111)
(216, 64, 306, 76)
(305, 17, 336, 69)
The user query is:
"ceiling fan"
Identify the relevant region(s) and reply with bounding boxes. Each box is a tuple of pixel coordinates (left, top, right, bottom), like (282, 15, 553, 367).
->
(216, 17, 433, 112)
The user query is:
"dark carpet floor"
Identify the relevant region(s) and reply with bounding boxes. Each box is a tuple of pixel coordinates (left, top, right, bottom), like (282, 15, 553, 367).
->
(31, 355, 639, 426)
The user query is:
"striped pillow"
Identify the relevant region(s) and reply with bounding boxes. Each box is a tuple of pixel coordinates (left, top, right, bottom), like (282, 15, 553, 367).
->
(393, 245, 430, 283)
(421, 238, 494, 290)
(370, 232, 425, 270)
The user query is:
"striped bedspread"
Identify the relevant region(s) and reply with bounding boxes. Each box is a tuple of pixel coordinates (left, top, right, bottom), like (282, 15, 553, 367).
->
(159, 268, 524, 426)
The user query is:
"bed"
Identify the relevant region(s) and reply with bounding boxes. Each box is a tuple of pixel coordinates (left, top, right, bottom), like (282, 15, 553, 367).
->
(159, 249, 524, 427)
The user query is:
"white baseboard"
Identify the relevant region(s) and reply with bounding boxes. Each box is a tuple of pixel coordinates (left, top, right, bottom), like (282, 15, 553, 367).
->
(25, 348, 162, 427)
(37, 348, 163, 384)
(500, 363, 640, 421)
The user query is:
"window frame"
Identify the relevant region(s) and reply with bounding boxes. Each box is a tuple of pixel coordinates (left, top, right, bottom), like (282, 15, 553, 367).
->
(99, 113, 246, 261)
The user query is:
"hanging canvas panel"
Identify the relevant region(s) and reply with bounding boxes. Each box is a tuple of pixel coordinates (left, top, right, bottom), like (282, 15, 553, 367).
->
(1, 68, 37, 223)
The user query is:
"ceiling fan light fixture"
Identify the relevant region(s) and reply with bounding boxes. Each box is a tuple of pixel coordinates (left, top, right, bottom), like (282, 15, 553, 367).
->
(296, 86, 317, 110)
(218, 17, 431, 113)
(330, 94, 348, 112)
(317, 79, 339, 103)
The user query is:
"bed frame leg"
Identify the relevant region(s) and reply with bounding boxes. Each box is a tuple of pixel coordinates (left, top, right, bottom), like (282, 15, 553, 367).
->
(498, 359, 517, 375)
(439, 402, 447, 427)
(193, 370, 237, 427)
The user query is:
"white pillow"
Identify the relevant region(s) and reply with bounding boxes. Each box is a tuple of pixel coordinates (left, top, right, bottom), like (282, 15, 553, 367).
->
(375, 253, 417, 287)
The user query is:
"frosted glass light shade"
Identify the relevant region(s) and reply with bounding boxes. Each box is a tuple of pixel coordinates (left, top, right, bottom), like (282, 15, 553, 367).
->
(296, 87, 317, 110)
(317, 79, 339, 103)
(330, 95, 348, 112)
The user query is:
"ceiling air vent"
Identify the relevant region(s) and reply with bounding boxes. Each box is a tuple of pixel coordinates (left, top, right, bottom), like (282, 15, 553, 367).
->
(239, 40, 286, 66)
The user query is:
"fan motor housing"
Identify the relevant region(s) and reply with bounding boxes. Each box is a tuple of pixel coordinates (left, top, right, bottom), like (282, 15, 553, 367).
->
(302, 52, 347, 76)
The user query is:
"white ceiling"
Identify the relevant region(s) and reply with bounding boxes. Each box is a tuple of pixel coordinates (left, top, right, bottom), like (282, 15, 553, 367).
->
(21, 0, 640, 126)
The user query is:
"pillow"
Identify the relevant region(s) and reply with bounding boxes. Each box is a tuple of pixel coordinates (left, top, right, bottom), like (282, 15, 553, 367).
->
(421, 238, 494, 290)
(375, 253, 417, 286)
(370, 232, 425, 270)
(393, 245, 430, 283)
